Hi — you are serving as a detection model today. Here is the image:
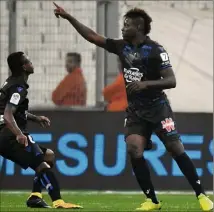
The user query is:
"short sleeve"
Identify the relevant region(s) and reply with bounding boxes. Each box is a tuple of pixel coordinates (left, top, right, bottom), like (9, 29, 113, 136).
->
(103, 38, 124, 55)
(153, 46, 172, 71)
(8, 85, 27, 107)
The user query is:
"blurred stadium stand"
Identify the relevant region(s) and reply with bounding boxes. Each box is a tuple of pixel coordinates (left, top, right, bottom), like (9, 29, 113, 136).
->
(0, 1, 9, 89)
(119, 1, 213, 112)
(0, 0, 96, 107)
(0, 0, 213, 112)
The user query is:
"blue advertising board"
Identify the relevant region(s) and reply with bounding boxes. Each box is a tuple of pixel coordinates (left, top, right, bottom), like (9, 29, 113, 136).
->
(0, 111, 212, 190)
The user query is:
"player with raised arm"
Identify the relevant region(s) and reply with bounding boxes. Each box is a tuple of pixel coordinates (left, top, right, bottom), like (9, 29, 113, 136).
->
(53, 3, 213, 211)
(0, 52, 83, 210)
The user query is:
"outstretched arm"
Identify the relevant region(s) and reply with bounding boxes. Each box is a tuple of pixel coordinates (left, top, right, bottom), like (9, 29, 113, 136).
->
(53, 2, 106, 47)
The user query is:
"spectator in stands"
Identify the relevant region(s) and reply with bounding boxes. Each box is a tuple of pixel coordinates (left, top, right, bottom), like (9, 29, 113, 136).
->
(52, 52, 87, 106)
(102, 58, 127, 111)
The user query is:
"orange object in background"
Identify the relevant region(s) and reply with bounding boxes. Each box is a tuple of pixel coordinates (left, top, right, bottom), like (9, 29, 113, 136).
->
(103, 72, 127, 111)
(52, 68, 86, 106)
(52, 53, 87, 106)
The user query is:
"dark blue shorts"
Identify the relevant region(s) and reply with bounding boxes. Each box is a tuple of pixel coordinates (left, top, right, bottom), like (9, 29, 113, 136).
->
(124, 101, 180, 144)
(0, 129, 47, 170)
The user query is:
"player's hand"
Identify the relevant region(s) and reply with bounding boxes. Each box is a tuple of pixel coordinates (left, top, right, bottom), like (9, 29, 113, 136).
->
(53, 2, 68, 19)
(37, 116, 51, 128)
(16, 134, 28, 147)
(126, 81, 148, 95)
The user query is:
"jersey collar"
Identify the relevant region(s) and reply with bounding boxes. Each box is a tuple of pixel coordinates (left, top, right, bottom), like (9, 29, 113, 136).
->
(127, 36, 150, 48)
(11, 76, 29, 89)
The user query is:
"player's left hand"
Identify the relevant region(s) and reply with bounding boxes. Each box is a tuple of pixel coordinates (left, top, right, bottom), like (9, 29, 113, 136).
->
(126, 81, 148, 95)
(37, 116, 51, 128)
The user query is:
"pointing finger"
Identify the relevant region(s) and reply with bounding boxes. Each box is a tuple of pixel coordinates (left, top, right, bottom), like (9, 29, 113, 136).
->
(53, 2, 60, 8)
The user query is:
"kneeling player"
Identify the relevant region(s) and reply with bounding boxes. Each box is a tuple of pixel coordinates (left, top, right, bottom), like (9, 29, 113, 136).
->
(0, 52, 83, 209)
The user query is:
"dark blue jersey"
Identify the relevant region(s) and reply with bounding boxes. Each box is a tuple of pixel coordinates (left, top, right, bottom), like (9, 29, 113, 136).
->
(0, 76, 29, 130)
(103, 36, 172, 107)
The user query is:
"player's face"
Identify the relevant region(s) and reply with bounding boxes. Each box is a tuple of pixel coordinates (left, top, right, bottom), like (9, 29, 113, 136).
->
(66, 56, 77, 72)
(122, 18, 138, 41)
(22, 54, 34, 74)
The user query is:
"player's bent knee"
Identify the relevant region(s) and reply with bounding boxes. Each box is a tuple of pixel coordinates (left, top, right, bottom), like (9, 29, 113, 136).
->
(35, 162, 51, 173)
(126, 135, 144, 158)
(44, 149, 55, 167)
(165, 139, 184, 157)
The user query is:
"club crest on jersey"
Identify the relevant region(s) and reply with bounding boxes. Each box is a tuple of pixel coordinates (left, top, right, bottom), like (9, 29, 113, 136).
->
(17, 86, 23, 92)
(124, 68, 143, 83)
(141, 45, 152, 58)
(161, 118, 175, 132)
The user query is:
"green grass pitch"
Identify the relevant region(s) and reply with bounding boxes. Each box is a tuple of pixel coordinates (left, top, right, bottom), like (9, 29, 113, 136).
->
(0, 191, 213, 211)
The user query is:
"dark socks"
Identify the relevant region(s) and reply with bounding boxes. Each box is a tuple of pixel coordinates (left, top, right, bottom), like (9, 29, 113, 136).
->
(38, 169, 62, 201)
(174, 152, 205, 197)
(32, 174, 42, 193)
(131, 157, 158, 204)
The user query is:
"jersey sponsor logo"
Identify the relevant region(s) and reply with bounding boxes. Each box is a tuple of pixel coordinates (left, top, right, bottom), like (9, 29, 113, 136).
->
(124, 68, 143, 83)
(10, 93, 21, 105)
(161, 118, 175, 132)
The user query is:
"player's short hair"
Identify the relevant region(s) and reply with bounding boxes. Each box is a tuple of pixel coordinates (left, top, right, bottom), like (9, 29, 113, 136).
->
(7, 52, 24, 75)
(67, 52, 81, 64)
(124, 8, 152, 35)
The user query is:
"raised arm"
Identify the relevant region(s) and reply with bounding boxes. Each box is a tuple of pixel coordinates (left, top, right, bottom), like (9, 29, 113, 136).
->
(53, 2, 106, 48)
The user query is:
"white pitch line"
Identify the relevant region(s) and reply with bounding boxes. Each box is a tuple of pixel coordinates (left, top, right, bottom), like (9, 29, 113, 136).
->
(0, 190, 213, 195)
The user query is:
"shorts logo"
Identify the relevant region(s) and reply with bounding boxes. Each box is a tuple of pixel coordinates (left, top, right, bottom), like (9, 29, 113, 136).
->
(161, 118, 175, 132)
